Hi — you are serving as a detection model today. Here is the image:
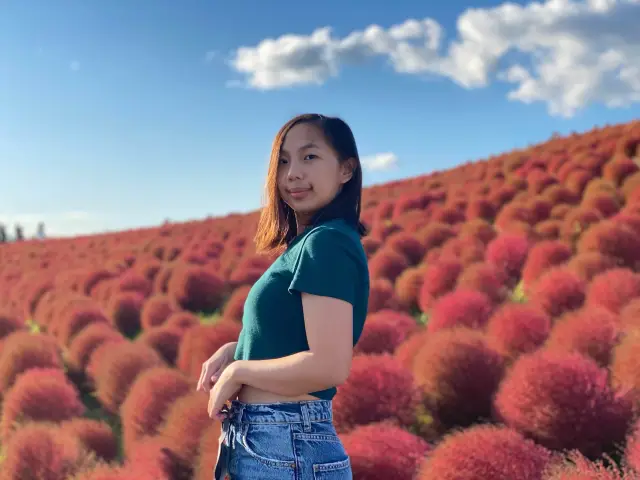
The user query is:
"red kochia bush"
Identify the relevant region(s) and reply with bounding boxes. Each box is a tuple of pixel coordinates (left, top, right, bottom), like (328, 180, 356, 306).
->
(625, 419, 640, 474)
(545, 308, 621, 367)
(394, 267, 424, 311)
(125, 435, 191, 480)
(1, 367, 85, 442)
(542, 450, 636, 479)
(417, 425, 552, 480)
(494, 350, 633, 458)
(522, 240, 573, 288)
(385, 232, 426, 265)
(59, 418, 119, 462)
(120, 366, 191, 450)
(93, 342, 166, 414)
(427, 289, 493, 333)
(530, 267, 586, 319)
(354, 310, 418, 355)
(108, 291, 144, 338)
(456, 262, 508, 304)
(620, 298, 640, 331)
(586, 268, 640, 314)
(167, 265, 226, 314)
(222, 284, 252, 321)
(140, 294, 178, 330)
(418, 258, 463, 312)
(175, 321, 241, 380)
(57, 306, 110, 347)
(0, 311, 22, 341)
(367, 278, 403, 313)
(66, 322, 124, 373)
(566, 252, 616, 281)
(485, 233, 530, 286)
(332, 354, 421, 433)
(578, 220, 640, 271)
(486, 303, 551, 358)
(135, 326, 183, 365)
(412, 328, 505, 428)
(0, 331, 63, 394)
(341, 422, 431, 480)
(610, 332, 640, 406)
(194, 423, 224, 480)
(157, 392, 213, 464)
(1, 423, 89, 480)
(368, 247, 409, 282)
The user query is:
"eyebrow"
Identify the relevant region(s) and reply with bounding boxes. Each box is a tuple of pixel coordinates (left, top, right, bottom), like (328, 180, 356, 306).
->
(281, 142, 319, 155)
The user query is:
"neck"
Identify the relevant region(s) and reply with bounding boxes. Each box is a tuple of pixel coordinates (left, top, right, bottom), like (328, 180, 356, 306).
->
(294, 212, 312, 235)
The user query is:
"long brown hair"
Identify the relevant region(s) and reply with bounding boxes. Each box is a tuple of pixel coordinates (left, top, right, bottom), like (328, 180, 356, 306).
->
(254, 113, 367, 254)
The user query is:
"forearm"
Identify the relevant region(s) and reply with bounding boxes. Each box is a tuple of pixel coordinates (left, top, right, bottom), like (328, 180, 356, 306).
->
(232, 351, 348, 398)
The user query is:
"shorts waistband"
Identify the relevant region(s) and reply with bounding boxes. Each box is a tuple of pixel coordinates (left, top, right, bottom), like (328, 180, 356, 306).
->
(223, 399, 333, 425)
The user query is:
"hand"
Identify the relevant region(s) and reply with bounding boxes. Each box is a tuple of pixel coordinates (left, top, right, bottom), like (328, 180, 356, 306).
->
(196, 341, 237, 393)
(208, 361, 243, 419)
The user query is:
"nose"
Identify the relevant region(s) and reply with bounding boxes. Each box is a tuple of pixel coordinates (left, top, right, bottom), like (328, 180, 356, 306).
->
(286, 160, 304, 181)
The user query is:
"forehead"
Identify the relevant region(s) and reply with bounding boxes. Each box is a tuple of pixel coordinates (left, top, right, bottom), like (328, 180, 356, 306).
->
(281, 123, 328, 154)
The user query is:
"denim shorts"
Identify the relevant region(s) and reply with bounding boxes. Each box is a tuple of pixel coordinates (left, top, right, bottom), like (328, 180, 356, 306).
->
(214, 399, 352, 479)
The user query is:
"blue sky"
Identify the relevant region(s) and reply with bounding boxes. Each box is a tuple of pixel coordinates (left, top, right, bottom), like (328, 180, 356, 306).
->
(1, 0, 638, 237)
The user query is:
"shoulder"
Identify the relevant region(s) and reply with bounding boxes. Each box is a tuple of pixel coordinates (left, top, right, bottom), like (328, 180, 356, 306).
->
(301, 219, 365, 258)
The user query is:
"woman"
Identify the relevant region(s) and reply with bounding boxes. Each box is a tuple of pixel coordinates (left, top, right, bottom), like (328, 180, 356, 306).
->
(196, 113, 370, 479)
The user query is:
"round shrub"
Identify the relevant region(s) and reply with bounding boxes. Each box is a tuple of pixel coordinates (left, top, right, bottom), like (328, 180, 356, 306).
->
(394, 267, 424, 311)
(368, 247, 410, 282)
(1, 367, 85, 442)
(620, 298, 640, 331)
(427, 289, 493, 333)
(93, 342, 166, 414)
(610, 332, 640, 407)
(394, 330, 427, 370)
(124, 435, 191, 480)
(545, 307, 621, 367)
(60, 418, 119, 463)
(341, 422, 431, 480)
(625, 419, 640, 474)
(530, 267, 586, 319)
(494, 350, 633, 458)
(458, 218, 497, 244)
(157, 391, 213, 464)
(566, 252, 616, 281)
(522, 240, 573, 288)
(368, 278, 403, 313)
(486, 303, 551, 358)
(418, 258, 463, 312)
(355, 310, 418, 355)
(1, 423, 90, 479)
(456, 262, 508, 304)
(385, 232, 425, 265)
(66, 322, 124, 373)
(164, 310, 199, 331)
(416, 222, 457, 252)
(108, 291, 144, 338)
(586, 268, 640, 314)
(332, 354, 421, 433)
(485, 233, 530, 286)
(120, 366, 191, 450)
(117, 270, 153, 298)
(140, 294, 178, 330)
(439, 236, 485, 267)
(194, 423, 223, 480)
(167, 265, 226, 314)
(222, 284, 251, 321)
(0, 331, 63, 394)
(175, 320, 241, 380)
(417, 425, 552, 480)
(559, 206, 603, 244)
(543, 450, 636, 480)
(412, 328, 504, 428)
(0, 311, 22, 341)
(57, 305, 110, 347)
(577, 220, 640, 271)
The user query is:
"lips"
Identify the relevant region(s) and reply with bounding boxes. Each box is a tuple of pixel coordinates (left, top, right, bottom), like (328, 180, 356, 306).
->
(288, 188, 311, 194)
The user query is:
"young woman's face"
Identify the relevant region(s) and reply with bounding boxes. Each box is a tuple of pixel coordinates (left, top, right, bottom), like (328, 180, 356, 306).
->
(277, 122, 351, 218)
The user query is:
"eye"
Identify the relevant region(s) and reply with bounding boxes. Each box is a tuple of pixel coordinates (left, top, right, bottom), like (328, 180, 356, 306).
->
(279, 158, 288, 164)
(304, 154, 318, 161)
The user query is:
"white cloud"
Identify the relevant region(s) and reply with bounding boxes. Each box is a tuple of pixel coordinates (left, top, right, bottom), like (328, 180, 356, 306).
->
(361, 152, 399, 171)
(0, 211, 103, 238)
(226, 0, 640, 116)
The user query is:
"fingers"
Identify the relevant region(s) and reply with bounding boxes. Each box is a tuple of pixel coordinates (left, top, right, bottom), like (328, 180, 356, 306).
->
(196, 363, 207, 392)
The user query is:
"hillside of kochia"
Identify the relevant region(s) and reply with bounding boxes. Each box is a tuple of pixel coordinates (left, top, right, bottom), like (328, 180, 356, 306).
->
(1, 120, 640, 479)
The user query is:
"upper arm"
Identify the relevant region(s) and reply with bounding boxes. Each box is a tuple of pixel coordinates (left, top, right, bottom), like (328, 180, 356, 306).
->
(289, 228, 360, 381)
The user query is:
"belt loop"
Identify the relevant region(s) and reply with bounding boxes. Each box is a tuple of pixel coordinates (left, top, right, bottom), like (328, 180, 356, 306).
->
(301, 403, 312, 432)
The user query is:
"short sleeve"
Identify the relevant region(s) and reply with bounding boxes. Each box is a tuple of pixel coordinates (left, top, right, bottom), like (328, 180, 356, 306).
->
(288, 227, 360, 305)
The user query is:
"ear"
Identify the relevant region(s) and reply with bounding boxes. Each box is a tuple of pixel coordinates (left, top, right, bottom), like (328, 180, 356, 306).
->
(340, 158, 356, 184)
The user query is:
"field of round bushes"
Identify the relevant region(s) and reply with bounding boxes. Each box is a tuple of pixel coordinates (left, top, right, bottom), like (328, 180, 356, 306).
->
(1, 120, 640, 479)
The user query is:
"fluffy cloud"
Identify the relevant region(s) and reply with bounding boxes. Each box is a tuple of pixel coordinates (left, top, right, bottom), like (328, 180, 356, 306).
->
(361, 152, 399, 171)
(228, 0, 640, 116)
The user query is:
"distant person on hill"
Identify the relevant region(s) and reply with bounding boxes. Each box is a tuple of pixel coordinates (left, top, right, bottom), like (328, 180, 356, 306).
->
(36, 222, 46, 240)
(197, 113, 370, 479)
(0, 223, 6, 243)
(14, 224, 23, 241)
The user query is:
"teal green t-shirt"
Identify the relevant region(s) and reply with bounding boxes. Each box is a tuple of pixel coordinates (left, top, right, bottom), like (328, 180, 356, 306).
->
(234, 218, 370, 400)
